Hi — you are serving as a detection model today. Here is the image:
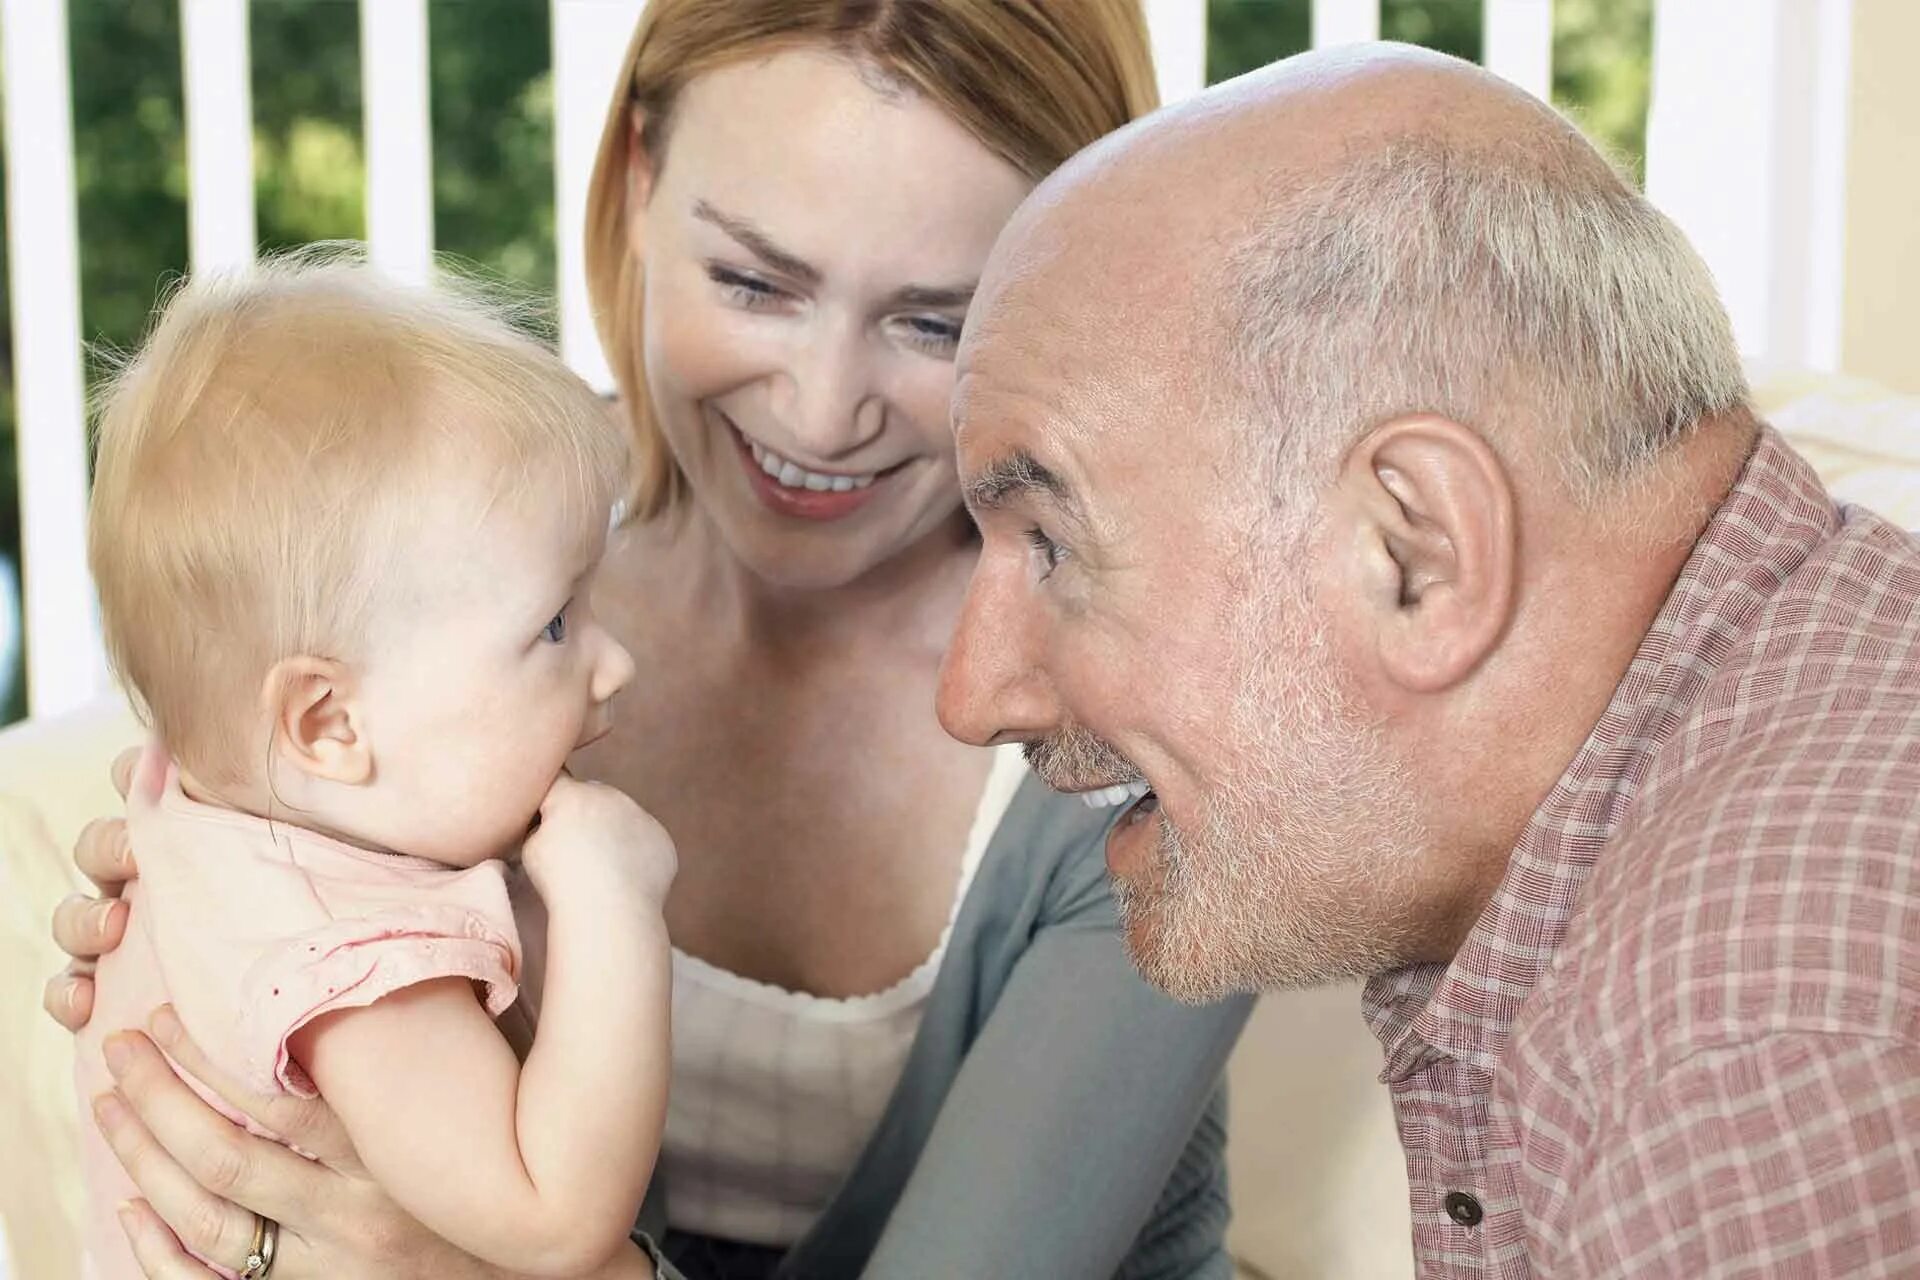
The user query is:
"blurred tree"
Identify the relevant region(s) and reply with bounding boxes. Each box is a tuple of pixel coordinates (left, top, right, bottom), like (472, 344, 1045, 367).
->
(1381, 0, 1479, 62)
(1552, 0, 1652, 185)
(251, 0, 365, 250)
(430, 0, 556, 299)
(1208, 0, 1308, 84)
(1207, 0, 1650, 184)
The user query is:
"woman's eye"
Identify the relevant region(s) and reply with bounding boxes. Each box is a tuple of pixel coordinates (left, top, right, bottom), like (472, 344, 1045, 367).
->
(542, 609, 568, 643)
(707, 265, 787, 309)
(1023, 526, 1068, 580)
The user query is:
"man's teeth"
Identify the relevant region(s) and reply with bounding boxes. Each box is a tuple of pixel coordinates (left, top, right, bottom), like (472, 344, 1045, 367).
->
(747, 438, 877, 493)
(1082, 780, 1152, 809)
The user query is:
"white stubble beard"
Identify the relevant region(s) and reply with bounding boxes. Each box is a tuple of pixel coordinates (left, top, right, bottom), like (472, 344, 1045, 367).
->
(1112, 559, 1430, 1004)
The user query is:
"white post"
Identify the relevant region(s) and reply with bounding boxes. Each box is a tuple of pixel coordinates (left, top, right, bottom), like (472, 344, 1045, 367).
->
(1144, 0, 1209, 104)
(1, 0, 108, 716)
(1836, 0, 1918, 392)
(1805, 0, 1853, 374)
(552, 0, 647, 393)
(1646, 0, 1853, 370)
(1483, 0, 1553, 101)
(361, 0, 436, 284)
(180, 0, 258, 272)
(1312, 0, 1380, 49)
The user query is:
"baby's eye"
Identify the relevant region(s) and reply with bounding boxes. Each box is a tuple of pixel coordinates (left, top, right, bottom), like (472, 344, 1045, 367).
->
(543, 608, 568, 643)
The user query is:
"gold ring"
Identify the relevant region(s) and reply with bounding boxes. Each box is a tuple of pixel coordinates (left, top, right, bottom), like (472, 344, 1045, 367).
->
(239, 1213, 277, 1278)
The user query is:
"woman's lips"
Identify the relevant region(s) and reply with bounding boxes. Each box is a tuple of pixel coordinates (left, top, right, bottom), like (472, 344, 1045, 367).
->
(725, 417, 895, 522)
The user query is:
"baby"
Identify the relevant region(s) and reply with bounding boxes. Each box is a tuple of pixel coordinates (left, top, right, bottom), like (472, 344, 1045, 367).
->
(74, 256, 675, 1279)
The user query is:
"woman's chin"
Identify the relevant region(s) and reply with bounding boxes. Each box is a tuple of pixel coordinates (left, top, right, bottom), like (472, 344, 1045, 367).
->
(732, 537, 898, 595)
(713, 500, 934, 594)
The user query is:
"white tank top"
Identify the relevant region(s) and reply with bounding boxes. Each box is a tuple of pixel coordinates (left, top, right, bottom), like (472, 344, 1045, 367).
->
(658, 745, 1027, 1247)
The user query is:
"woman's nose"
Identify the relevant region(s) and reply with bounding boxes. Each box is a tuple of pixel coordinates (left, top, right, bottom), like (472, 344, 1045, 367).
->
(770, 324, 885, 459)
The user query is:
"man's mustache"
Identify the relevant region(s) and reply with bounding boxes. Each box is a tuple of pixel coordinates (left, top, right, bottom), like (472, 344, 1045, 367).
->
(1023, 725, 1144, 791)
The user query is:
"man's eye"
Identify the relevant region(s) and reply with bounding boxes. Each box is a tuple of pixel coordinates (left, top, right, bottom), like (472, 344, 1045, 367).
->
(543, 609, 568, 643)
(1023, 526, 1068, 579)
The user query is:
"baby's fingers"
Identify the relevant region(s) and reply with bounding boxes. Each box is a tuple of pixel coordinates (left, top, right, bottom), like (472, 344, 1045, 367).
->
(111, 745, 143, 801)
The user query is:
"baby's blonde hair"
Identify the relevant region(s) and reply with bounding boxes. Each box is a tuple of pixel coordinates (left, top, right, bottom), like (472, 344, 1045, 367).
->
(89, 250, 629, 785)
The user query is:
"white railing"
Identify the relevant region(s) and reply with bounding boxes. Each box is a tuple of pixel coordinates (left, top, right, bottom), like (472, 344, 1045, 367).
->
(0, 0, 1863, 720)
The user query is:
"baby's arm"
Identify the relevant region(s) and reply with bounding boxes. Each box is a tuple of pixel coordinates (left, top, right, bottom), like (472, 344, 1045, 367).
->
(291, 776, 676, 1278)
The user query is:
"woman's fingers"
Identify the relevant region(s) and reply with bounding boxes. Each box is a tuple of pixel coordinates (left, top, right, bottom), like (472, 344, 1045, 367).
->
(53, 891, 128, 959)
(102, 1030, 337, 1227)
(43, 962, 97, 1032)
(95, 1089, 260, 1272)
(75, 816, 137, 893)
(147, 1007, 362, 1172)
(115, 1199, 224, 1279)
(112, 745, 143, 801)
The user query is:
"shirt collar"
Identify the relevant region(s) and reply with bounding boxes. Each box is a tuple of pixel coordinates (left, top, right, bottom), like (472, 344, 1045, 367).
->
(1364, 427, 1840, 1082)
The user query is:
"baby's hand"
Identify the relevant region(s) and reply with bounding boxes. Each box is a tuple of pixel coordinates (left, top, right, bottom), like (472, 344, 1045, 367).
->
(521, 773, 677, 911)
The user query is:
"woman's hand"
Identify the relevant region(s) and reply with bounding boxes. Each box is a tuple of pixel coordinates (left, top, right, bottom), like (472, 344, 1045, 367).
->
(43, 746, 143, 1031)
(95, 1006, 534, 1279)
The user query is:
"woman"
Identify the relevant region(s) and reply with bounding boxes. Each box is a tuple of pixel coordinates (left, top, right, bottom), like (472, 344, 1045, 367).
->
(48, 3, 1253, 1277)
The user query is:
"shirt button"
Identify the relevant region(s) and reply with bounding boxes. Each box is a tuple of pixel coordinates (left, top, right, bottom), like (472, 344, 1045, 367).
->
(1445, 1191, 1484, 1227)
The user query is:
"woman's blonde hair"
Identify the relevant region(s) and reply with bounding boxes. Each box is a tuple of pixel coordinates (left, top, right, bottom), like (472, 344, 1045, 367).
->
(583, 0, 1159, 521)
(89, 251, 628, 783)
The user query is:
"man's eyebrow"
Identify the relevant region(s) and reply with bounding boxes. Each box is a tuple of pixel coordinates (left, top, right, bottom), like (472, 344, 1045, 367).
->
(963, 450, 1084, 524)
(692, 200, 821, 286)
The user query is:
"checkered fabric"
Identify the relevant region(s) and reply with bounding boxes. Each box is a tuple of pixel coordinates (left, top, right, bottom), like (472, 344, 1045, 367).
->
(1362, 427, 1920, 1277)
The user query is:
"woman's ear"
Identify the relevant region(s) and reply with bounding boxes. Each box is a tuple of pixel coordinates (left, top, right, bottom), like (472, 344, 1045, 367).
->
(261, 656, 372, 786)
(1333, 415, 1518, 695)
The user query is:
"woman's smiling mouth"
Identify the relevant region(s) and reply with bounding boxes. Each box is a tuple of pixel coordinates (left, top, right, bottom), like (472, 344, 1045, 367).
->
(720, 411, 910, 521)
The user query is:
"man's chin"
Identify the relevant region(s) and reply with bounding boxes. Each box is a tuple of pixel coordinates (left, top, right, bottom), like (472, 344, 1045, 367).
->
(1114, 868, 1383, 1002)
(1113, 876, 1255, 1005)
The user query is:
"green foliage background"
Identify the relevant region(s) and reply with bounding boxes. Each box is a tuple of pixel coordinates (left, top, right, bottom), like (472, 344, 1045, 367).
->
(0, 0, 1651, 725)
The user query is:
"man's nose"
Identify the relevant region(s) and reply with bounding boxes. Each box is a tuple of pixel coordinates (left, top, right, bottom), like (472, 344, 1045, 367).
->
(936, 561, 1060, 748)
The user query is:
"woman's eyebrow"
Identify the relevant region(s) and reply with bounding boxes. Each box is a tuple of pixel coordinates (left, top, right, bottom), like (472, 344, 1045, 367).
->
(889, 283, 976, 309)
(692, 199, 820, 286)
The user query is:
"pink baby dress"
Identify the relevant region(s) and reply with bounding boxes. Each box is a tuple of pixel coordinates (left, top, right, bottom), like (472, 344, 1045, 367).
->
(74, 745, 522, 1279)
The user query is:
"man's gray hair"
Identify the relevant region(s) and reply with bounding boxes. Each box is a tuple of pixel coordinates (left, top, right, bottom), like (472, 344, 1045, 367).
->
(1222, 133, 1751, 507)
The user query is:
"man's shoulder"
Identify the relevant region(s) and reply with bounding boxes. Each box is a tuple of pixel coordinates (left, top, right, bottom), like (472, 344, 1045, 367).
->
(1520, 740, 1920, 1103)
(1521, 512, 1920, 1084)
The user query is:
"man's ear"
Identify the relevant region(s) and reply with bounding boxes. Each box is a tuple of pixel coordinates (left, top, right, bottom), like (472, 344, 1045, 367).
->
(624, 104, 657, 261)
(1334, 415, 1517, 694)
(261, 656, 372, 785)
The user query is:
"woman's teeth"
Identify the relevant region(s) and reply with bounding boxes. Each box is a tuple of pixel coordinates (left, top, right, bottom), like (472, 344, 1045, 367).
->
(1082, 780, 1153, 809)
(747, 438, 877, 493)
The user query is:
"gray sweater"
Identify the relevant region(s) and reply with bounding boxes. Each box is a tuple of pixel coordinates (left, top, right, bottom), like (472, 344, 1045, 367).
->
(635, 773, 1255, 1278)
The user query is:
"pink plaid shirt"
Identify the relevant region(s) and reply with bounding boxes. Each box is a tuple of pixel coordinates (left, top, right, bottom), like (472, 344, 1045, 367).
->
(1363, 427, 1920, 1278)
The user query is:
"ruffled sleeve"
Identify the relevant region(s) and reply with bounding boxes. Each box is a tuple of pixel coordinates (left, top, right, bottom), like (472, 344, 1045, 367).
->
(235, 903, 521, 1097)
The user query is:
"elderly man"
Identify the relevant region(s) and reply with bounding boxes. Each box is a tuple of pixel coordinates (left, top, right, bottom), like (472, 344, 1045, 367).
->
(938, 43, 1920, 1279)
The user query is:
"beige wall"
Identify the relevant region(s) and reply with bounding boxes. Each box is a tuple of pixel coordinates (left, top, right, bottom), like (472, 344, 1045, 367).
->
(1841, 0, 1920, 394)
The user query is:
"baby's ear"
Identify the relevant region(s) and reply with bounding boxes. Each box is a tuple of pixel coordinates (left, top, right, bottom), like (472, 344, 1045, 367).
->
(262, 656, 372, 785)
